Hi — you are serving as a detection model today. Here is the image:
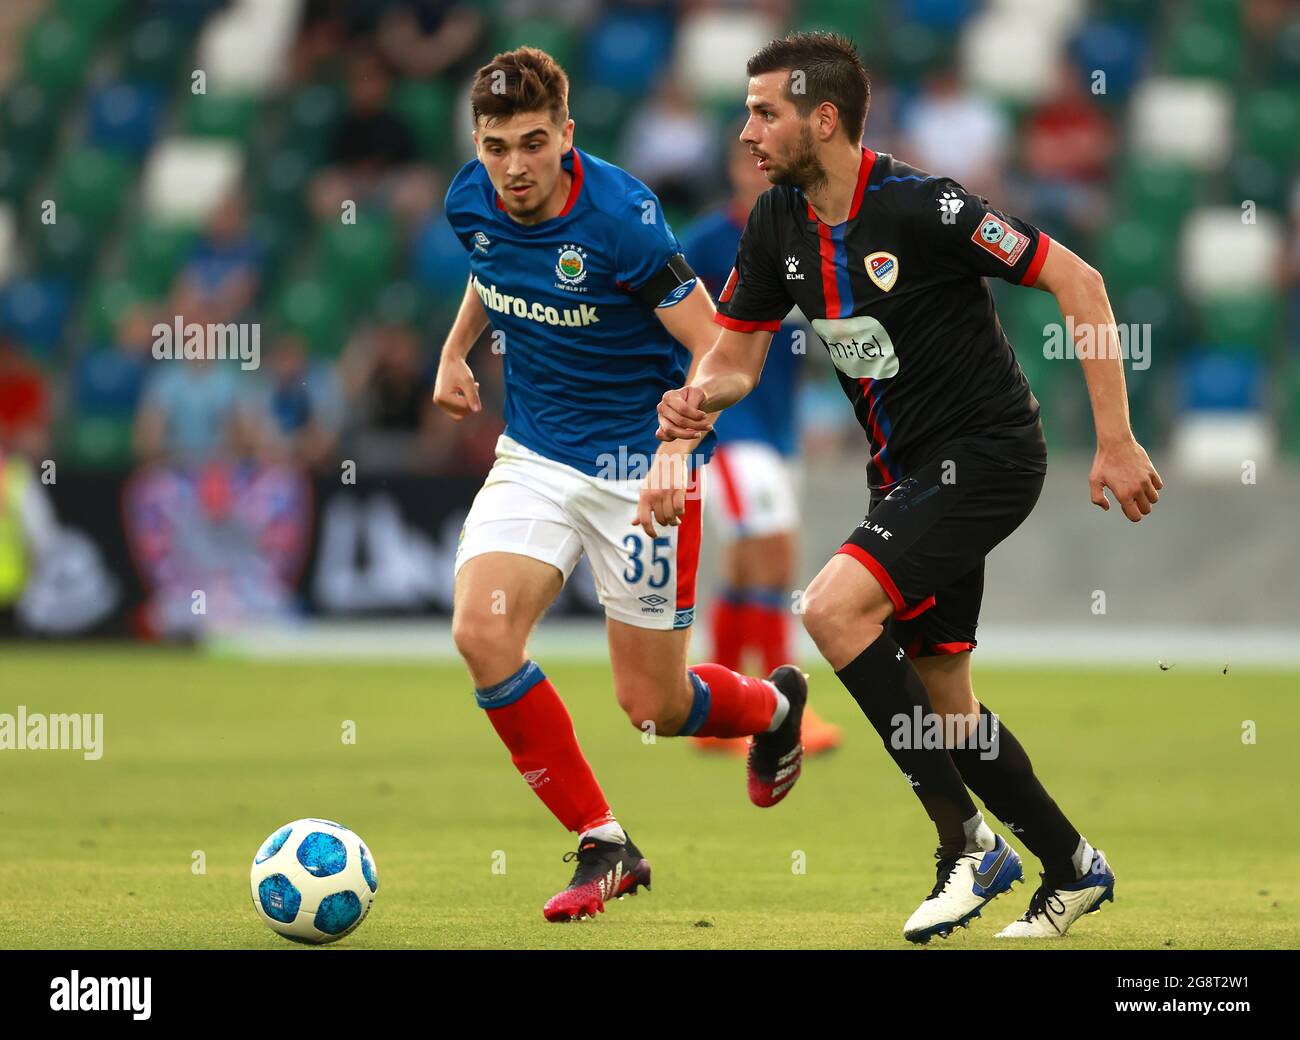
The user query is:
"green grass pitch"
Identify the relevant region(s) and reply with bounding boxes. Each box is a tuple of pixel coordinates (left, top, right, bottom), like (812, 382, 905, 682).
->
(0, 647, 1296, 949)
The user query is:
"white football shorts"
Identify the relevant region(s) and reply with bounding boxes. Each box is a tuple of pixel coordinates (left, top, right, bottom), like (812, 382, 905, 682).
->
(706, 440, 800, 542)
(454, 434, 702, 630)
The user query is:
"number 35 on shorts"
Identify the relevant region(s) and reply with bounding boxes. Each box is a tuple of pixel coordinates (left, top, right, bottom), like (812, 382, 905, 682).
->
(617, 531, 696, 628)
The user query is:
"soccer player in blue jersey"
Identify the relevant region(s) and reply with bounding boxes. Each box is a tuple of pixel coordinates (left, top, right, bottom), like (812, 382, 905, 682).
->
(679, 133, 842, 757)
(435, 47, 808, 922)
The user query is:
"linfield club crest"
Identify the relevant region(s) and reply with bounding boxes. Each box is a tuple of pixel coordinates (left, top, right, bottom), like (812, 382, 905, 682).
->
(865, 251, 899, 292)
(555, 244, 589, 287)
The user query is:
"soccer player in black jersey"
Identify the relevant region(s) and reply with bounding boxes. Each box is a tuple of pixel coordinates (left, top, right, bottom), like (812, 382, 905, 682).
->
(640, 32, 1163, 942)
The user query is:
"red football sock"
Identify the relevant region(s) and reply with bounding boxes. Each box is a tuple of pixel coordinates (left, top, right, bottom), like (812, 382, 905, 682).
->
(746, 599, 792, 674)
(709, 592, 748, 672)
(686, 663, 778, 738)
(482, 669, 613, 834)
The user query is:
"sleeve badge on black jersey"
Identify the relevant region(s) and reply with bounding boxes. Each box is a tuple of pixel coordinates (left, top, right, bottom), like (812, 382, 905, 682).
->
(865, 251, 899, 292)
(971, 215, 1028, 266)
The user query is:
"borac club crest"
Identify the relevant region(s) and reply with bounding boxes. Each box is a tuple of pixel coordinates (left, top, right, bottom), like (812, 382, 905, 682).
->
(865, 251, 899, 292)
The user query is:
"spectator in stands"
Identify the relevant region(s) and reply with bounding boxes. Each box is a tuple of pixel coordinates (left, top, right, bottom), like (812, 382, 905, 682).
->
(376, 0, 485, 79)
(900, 67, 1009, 199)
(310, 47, 438, 226)
(619, 76, 719, 214)
(171, 190, 263, 326)
(294, 0, 483, 81)
(0, 336, 50, 462)
(255, 333, 345, 471)
(1016, 61, 1115, 237)
(133, 355, 259, 465)
(340, 321, 450, 471)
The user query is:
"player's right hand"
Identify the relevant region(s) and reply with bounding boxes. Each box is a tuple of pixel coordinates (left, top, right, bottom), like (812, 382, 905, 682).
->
(433, 356, 481, 420)
(656, 385, 712, 441)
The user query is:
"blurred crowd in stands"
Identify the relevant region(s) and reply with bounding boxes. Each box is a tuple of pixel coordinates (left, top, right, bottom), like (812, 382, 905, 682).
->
(1, 0, 1299, 479)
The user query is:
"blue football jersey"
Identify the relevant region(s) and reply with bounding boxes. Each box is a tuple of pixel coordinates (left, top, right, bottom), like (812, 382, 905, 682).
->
(444, 147, 711, 477)
(680, 205, 801, 458)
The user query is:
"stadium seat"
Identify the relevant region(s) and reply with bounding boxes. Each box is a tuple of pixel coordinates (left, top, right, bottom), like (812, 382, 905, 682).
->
(1069, 19, 1149, 102)
(795, 0, 880, 36)
(2, 82, 62, 160)
(585, 8, 674, 95)
(1115, 159, 1200, 234)
(125, 221, 198, 296)
(1170, 408, 1275, 479)
(899, 0, 974, 30)
(34, 211, 103, 287)
(1261, 16, 1300, 83)
(676, 9, 782, 101)
(986, 0, 1087, 34)
(122, 16, 191, 85)
(1225, 152, 1290, 218)
(54, 147, 134, 230)
(1096, 217, 1177, 295)
(21, 12, 94, 97)
(492, 19, 580, 77)
(393, 81, 454, 162)
(80, 278, 142, 343)
(320, 216, 397, 310)
(1199, 295, 1281, 354)
(0, 148, 39, 208)
(1285, 363, 1300, 456)
(1180, 207, 1285, 299)
(863, 18, 949, 87)
(1240, 88, 1300, 166)
(86, 83, 165, 155)
(1128, 77, 1232, 169)
(140, 138, 243, 224)
(961, 10, 1062, 100)
(569, 86, 635, 162)
(0, 277, 73, 353)
(65, 413, 135, 468)
(1181, 349, 1264, 411)
(197, 1, 302, 96)
(273, 275, 347, 356)
(72, 345, 148, 416)
(56, 0, 124, 35)
(1164, 19, 1241, 79)
(280, 84, 346, 162)
(253, 146, 314, 226)
(0, 203, 14, 283)
(1188, 0, 1243, 37)
(181, 90, 260, 141)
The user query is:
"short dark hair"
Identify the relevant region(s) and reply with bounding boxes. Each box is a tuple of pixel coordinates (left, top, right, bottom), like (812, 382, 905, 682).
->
(470, 46, 569, 128)
(746, 31, 871, 142)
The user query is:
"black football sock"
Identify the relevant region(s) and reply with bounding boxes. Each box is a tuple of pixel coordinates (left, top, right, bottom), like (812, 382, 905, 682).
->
(836, 634, 979, 851)
(947, 702, 1082, 879)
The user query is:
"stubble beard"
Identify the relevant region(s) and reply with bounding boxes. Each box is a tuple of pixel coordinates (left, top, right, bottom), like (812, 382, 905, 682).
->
(768, 124, 828, 194)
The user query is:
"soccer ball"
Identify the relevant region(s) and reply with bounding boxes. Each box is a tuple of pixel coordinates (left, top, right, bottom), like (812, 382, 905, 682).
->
(249, 818, 378, 944)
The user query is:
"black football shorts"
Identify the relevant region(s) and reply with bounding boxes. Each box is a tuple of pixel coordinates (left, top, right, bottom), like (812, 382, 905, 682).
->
(837, 432, 1046, 658)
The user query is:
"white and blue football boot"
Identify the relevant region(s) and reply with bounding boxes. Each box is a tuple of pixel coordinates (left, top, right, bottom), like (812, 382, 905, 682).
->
(995, 846, 1116, 938)
(902, 832, 1023, 944)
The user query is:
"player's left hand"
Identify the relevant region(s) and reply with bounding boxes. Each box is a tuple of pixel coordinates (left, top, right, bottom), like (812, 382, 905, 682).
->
(1090, 436, 1163, 522)
(633, 450, 691, 538)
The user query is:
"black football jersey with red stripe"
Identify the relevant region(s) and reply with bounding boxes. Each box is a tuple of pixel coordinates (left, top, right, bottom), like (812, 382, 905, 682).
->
(715, 148, 1051, 491)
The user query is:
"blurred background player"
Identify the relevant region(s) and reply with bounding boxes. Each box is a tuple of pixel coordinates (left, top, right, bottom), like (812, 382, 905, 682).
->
(680, 133, 841, 756)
